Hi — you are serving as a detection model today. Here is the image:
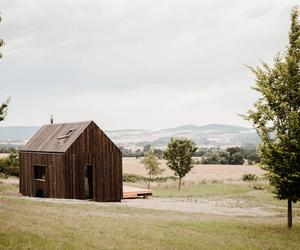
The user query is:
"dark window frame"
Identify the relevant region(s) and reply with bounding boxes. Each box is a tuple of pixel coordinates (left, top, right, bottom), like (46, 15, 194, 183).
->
(34, 164, 46, 181)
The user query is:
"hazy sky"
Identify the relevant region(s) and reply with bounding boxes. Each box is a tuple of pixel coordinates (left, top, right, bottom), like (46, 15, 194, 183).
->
(0, 0, 298, 130)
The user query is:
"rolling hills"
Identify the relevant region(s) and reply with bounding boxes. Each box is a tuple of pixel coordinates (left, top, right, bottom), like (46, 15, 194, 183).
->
(0, 124, 259, 149)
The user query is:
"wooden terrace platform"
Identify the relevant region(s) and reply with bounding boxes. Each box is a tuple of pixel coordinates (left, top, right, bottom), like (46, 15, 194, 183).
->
(123, 186, 152, 199)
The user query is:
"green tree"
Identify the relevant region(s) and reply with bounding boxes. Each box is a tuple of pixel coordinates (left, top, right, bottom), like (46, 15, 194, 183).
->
(153, 148, 163, 159)
(229, 152, 244, 165)
(202, 151, 224, 164)
(244, 149, 260, 165)
(0, 153, 20, 177)
(141, 149, 164, 189)
(163, 138, 197, 190)
(244, 7, 300, 228)
(0, 100, 9, 121)
(0, 13, 4, 58)
(135, 149, 143, 158)
(0, 13, 9, 119)
(143, 144, 151, 153)
(225, 148, 245, 165)
(226, 147, 243, 156)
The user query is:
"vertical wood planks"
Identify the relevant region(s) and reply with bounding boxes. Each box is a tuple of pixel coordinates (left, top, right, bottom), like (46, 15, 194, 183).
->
(20, 121, 122, 202)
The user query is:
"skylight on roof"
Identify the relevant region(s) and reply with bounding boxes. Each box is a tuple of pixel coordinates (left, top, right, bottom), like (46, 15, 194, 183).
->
(56, 128, 76, 144)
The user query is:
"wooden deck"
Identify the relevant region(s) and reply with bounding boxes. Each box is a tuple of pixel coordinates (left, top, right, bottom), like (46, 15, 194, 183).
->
(123, 186, 152, 199)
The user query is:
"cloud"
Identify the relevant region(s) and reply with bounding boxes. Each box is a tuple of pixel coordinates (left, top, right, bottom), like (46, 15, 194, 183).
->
(0, 0, 299, 128)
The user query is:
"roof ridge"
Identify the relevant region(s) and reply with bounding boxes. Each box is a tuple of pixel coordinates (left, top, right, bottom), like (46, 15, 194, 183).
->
(43, 120, 93, 126)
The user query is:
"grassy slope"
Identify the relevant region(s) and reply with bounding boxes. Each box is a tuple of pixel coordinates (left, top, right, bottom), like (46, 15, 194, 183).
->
(152, 183, 254, 198)
(152, 183, 300, 216)
(1, 181, 300, 249)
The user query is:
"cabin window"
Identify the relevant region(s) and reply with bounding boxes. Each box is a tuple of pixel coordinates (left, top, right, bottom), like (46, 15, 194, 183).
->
(34, 165, 46, 180)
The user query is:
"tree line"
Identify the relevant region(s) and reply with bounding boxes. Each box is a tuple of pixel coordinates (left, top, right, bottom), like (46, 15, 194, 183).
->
(119, 145, 259, 165)
(200, 147, 259, 165)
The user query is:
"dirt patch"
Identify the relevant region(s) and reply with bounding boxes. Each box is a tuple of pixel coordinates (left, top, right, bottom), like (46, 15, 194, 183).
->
(1, 194, 280, 218)
(0, 191, 22, 197)
(0, 177, 19, 185)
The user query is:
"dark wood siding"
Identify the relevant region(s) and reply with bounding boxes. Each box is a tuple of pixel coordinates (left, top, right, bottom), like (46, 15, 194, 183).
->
(20, 121, 122, 202)
(20, 152, 64, 198)
(64, 121, 122, 201)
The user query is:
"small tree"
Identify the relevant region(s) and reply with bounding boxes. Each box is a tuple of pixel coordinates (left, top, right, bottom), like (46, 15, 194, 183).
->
(244, 7, 300, 228)
(143, 144, 151, 153)
(141, 149, 164, 189)
(163, 138, 197, 190)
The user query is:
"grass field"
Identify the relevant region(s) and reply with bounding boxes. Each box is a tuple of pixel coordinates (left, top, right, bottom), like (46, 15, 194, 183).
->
(1, 175, 300, 249)
(1, 159, 300, 249)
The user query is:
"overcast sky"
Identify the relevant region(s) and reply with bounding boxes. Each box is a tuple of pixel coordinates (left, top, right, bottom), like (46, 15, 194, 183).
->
(0, 0, 298, 130)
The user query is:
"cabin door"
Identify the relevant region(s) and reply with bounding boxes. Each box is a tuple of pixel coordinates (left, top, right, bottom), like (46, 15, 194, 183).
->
(33, 165, 46, 198)
(84, 165, 93, 199)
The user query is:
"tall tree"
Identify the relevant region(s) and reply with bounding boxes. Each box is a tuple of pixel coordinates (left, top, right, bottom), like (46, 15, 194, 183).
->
(0, 13, 4, 58)
(0, 13, 9, 120)
(0, 12, 10, 121)
(163, 138, 197, 190)
(244, 7, 300, 229)
(141, 149, 164, 189)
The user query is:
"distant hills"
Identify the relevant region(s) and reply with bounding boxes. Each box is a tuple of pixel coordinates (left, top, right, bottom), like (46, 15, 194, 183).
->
(108, 124, 260, 149)
(0, 124, 260, 149)
(0, 126, 39, 142)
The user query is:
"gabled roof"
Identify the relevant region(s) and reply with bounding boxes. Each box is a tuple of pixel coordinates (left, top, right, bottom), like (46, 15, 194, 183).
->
(21, 121, 92, 153)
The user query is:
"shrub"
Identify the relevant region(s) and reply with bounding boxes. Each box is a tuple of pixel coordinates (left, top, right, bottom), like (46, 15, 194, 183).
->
(123, 173, 177, 183)
(242, 173, 258, 181)
(0, 153, 19, 177)
(253, 184, 265, 190)
(229, 152, 245, 165)
(193, 159, 201, 164)
(201, 152, 229, 164)
(123, 174, 147, 183)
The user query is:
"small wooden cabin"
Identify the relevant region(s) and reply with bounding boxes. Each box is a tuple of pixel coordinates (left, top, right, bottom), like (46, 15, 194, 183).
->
(19, 121, 122, 202)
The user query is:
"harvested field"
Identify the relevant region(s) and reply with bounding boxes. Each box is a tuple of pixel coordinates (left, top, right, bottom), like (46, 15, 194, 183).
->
(123, 157, 265, 183)
(0, 153, 9, 159)
(122, 157, 300, 219)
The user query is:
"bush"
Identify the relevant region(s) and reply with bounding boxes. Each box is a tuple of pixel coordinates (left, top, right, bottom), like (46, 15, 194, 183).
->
(123, 173, 177, 183)
(0, 153, 19, 177)
(123, 174, 147, 183)
(242, 173, 258, 181)
(193, 159, 201, 164)
(202, 152, 226, 164)
(229, 152, 245, 165)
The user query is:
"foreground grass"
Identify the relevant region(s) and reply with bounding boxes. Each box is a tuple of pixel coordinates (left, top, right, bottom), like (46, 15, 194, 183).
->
(1, 180, 300, 249)
(1, 196, 300, 250)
